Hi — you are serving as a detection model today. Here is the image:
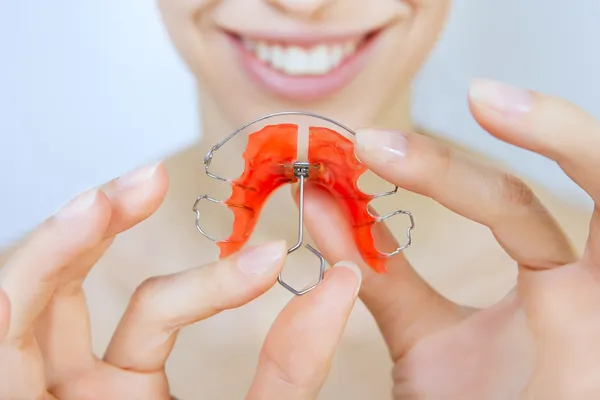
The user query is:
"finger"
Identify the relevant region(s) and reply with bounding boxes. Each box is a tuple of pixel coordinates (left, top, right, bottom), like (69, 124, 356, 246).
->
(246, 262, 361, 400)
(0, 190, 110, 400)
(467, 78, 599, 264)
(0, 188, 112, 341)
(101, 162, 169, 237)
(45, 163, 168, 285)
(35, 238, 114, 386)
(103, 240, 287, 372)
(35, 163, 169, 385)
(354, 128, 576, 269)
(301, 185, 460, 361)
(468, 78, 600, 201)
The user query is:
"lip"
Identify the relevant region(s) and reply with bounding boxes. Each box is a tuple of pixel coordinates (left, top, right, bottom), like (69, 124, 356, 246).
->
(222, 26, 387, 102)
(225, 26, 374, 46)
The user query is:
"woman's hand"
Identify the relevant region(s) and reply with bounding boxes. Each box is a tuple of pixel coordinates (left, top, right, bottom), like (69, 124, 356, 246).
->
(0, 164, 362, 400)
(303, 78, 600, 398)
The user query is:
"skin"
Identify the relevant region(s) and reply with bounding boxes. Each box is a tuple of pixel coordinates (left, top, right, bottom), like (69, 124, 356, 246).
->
(158, 0, 449, 132)
(303, 85, 600, 398)
(0, 166, 361, 399)
(1, 0, 598, 398)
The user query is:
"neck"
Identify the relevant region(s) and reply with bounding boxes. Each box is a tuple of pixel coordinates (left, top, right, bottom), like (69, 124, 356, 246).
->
(166, 84, 414, 181)
(373, 85, 414, 133)
(163, 85, 416, 246)
(169, 83, 415, 200)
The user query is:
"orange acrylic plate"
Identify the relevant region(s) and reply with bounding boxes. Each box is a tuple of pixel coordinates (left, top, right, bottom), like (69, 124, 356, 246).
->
(217, 124, 298, 258)
(307, 127, 387, 273)
(216, 123, 390, 273)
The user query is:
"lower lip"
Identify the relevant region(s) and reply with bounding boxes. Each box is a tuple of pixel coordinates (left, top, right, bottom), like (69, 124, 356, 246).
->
(226, 33, 381, 102)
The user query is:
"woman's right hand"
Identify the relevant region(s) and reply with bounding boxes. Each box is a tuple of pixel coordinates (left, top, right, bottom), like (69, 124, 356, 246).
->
(0, 163, 361, 400)
(302, 79, 600, 398)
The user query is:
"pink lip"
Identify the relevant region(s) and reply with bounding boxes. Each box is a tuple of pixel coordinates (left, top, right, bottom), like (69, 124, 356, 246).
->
(225, 32, 381, 102)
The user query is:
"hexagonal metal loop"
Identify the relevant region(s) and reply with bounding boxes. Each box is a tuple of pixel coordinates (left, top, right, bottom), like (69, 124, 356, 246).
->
(277, 244, 326, 296)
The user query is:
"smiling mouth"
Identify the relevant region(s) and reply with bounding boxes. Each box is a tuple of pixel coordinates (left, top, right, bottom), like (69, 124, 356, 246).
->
(222, 25, 387, 101)
(230, 29, 381, 77)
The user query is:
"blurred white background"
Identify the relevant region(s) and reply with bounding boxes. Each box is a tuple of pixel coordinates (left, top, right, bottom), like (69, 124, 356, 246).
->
(412, 0, 600, 209)
(0, 0, 199, 246)
(1, 0, 599, 247)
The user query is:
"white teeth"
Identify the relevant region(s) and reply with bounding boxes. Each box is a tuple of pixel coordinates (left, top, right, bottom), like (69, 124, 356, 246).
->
(283, 46, 307, 74)
(271, 46, 286, 70)
(243, 39, 360, 76)
(307, 45, 331, 75)
(330, 45, 343, 66)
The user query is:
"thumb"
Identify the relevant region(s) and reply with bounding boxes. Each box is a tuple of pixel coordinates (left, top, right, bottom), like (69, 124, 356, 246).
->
(295, 183, 461, 360)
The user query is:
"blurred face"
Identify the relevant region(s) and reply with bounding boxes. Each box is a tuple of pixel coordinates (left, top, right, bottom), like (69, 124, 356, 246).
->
(158, 0, 450, 128)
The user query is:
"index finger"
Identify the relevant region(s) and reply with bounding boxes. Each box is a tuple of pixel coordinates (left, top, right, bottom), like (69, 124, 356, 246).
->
(468, 78, 600, 202)
(468, 78, 600, 263)
(246, 262, 361, 400)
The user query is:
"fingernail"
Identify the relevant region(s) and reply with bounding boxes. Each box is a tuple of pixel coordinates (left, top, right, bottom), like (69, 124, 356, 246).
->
(333, 261, 362, 299)
(355, 129, 407, 164)
(236, 240, 287, 275)
(469, 78, 532, 116)
(117, 162, 160, 188)
(56, 188, 99, 220)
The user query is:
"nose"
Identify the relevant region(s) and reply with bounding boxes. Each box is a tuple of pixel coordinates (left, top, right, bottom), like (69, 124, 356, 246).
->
(265, 0, 332, 19)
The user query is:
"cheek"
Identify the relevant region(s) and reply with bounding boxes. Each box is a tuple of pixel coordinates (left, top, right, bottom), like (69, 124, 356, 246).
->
(385, 1, 450, 83)
(335, 24, 421, 114)
(412, 0, 452, 41)
(157, 0, 220, 76)
(158, 0, 451, 128)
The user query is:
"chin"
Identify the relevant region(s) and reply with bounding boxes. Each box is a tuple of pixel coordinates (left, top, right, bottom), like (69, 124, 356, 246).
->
(161, 0, 449, 132)
(207, 90, 385, 132)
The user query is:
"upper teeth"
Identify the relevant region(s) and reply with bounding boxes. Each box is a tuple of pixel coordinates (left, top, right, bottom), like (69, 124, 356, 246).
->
(243, 40, 359, 76)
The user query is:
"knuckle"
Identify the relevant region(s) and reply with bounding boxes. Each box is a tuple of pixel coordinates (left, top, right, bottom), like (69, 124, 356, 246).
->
(497, 173, 535, 208)
(130, 275, 171, 317)
(436, 142, 453, 171)
(430, 142, 453, 179)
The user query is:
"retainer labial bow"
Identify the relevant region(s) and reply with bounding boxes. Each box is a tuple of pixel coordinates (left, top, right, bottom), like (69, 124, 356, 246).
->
(192, 112, 415, 295)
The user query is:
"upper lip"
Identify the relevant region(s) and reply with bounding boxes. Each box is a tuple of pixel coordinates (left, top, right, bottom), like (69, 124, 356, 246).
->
(217, 20, 393, 46)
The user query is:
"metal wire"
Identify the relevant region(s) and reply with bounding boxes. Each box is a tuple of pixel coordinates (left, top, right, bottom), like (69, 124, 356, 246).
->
(278, 166, 326, 295)
(192, 111, 415, 295)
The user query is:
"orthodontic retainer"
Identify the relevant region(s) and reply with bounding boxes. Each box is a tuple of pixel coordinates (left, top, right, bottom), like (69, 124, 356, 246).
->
(192, 112, 414, 296)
